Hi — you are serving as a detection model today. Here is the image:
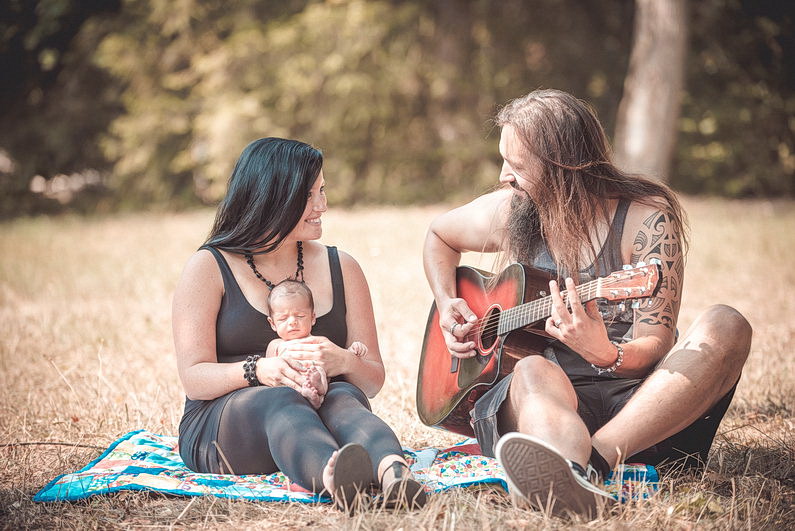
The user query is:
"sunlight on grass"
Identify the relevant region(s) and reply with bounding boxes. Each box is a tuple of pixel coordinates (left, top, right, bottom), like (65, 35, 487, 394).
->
(1, 198, 793, 528)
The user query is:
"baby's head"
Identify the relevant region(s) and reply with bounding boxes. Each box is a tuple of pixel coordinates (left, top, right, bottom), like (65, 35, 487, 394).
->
(266, 280, 316, 340)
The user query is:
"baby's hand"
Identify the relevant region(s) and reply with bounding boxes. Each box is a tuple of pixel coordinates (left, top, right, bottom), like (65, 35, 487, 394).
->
(348, 341, 368, 358)
(300, 362, 328, 409)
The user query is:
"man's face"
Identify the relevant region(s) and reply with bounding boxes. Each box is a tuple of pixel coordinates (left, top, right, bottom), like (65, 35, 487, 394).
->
(267, 292, 316, 340)
(498, 124, 541, 197)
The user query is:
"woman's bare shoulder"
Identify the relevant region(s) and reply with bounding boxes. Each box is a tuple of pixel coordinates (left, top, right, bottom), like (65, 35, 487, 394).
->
(177, 248, 223, 290)
(336, 248, 365, 277)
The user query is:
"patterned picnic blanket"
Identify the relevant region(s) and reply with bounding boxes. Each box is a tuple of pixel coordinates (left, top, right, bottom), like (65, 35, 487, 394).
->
(33, 430, 658, 503)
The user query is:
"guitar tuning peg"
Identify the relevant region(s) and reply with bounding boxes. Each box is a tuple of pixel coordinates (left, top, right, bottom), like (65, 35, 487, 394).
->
(622, 264, 633, 270)
(618, 302, 626, 312)
(649, 258, 661, 265)
(636, 261, 646, 267)
(631, 300, 641, 309)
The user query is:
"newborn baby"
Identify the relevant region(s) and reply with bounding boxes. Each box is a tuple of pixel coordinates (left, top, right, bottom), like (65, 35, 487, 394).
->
(265, 279, 367, 408)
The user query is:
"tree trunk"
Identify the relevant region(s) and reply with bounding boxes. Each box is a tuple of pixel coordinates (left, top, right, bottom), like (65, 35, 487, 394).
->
(613, 0, 688, 182)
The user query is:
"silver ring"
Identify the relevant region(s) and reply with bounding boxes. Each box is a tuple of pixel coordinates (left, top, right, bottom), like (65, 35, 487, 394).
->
(450, 323, 459, 335)
(553, 319, 562, 327)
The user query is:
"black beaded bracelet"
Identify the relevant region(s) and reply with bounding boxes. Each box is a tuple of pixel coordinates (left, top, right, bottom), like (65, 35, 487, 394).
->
(243, 354, 262, 386)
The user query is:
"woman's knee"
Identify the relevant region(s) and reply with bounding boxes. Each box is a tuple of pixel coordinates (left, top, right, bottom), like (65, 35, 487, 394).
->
(323, 381, 370, 409)
(227, 385, 307, 414)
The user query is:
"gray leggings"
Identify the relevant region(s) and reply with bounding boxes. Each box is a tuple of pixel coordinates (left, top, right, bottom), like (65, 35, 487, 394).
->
(214, 381, 402, 492)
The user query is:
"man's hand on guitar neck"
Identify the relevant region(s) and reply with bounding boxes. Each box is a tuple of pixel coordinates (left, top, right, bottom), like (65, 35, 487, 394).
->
(438, 297, 479, 358)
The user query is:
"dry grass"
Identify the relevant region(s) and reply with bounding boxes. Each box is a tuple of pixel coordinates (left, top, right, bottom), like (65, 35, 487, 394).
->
(1, 198, 793, 529)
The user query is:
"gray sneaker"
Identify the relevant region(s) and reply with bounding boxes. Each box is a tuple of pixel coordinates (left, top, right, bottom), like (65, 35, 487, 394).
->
(495, 432, 615, 518)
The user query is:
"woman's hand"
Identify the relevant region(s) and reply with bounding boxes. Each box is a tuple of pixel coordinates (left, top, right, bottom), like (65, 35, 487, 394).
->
(437, 298, 478, 358)
(276, 336, 353, 378)
(544, 277, 617, 367)
(255, 356, 307, 391)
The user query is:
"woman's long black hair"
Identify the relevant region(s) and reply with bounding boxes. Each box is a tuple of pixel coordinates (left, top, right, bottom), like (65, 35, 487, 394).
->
(204, 137, 323, 254)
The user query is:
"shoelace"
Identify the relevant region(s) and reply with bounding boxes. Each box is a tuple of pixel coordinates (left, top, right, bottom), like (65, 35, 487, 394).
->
(584, 463, 601, 484)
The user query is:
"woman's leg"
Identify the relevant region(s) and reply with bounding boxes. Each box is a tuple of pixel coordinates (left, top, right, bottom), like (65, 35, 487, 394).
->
(215, 386, 338, 492)
(316, 382, 404, 483)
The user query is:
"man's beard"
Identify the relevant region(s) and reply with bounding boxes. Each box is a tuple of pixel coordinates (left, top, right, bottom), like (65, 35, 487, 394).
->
(507, 191, 542, 265)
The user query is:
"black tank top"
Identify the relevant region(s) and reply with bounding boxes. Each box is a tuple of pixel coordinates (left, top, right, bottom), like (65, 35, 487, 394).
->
(528, 199, 635, 380)
(178, 245, 349, 473)
(200, 245, 348, 361)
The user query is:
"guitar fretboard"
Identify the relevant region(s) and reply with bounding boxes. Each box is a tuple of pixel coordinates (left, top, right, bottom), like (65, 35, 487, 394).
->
(496, 279, 602, 335)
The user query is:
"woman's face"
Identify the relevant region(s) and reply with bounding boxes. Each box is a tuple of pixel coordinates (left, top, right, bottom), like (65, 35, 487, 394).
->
(288, 170, 327, 242)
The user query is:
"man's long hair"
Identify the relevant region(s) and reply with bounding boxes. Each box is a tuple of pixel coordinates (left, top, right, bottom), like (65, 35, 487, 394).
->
(496, 89, 688, 276)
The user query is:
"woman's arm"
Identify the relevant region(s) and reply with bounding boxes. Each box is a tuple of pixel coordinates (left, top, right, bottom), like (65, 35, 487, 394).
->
(172, 250, 304, 400)
(335, 250, 385, 397)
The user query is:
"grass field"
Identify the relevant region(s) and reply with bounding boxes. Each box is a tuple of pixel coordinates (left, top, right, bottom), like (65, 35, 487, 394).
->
(1, 198, 794, 529)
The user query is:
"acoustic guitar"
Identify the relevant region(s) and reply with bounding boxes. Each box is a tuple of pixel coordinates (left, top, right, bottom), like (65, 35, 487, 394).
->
(416, 261, 662, 437)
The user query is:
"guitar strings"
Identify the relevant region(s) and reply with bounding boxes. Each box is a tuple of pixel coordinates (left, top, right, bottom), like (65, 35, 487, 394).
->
(457, 274, 651, 341)
(461, 280, 600, 338)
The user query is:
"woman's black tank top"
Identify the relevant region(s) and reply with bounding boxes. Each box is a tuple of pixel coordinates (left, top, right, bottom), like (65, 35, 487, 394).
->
(178, 245, 348, 473)
(200, 245, 348, 361)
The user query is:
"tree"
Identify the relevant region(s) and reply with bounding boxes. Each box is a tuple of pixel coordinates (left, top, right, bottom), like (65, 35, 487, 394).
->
(613, 0, 688, 181)
(0, 0, 122, 217)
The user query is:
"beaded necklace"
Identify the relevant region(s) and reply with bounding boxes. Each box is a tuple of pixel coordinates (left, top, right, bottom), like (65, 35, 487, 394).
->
(244, 241, 304, 290)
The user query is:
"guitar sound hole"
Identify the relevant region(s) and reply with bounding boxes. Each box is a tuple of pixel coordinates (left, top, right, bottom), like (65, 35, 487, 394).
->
(480, 307, 500, 352)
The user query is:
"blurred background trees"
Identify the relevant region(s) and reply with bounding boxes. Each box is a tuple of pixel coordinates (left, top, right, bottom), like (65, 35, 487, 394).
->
(1, 0, 793, 217)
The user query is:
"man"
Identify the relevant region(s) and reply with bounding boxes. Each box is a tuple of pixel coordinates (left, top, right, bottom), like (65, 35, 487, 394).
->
(422, 89, 752, 517)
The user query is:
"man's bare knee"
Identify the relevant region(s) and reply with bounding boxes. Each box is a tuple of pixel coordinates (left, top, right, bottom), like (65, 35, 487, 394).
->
(670, 304, 752, 375)
(699, 304, 753, 354)
(703, 304, 751, 331)
(511, 355, 576, 408)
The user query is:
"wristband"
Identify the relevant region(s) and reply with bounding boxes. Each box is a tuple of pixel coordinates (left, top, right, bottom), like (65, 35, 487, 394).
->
(590, 341, 624, 375)
(243, 354, 262, 386)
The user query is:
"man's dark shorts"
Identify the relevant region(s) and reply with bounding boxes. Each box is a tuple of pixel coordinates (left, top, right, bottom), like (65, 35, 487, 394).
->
(471, 371, 736, 469)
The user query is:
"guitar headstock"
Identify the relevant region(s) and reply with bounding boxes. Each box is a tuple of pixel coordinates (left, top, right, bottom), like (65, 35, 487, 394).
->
(595, 261, 662, 302)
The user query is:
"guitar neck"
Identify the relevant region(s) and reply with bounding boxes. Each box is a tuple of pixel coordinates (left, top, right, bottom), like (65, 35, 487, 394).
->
(497, 278, 601, 335)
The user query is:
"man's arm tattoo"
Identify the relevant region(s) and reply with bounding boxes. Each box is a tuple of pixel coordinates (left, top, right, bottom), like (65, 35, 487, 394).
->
(630, 211, 684, 331)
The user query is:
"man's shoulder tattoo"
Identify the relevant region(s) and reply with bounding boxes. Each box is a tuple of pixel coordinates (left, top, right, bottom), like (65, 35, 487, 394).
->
(629, 211, 683, 331)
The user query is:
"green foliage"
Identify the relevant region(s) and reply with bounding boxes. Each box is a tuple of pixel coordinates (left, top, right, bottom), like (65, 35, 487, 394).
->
(0, 0, 793, 216)
(673, 0, 795, 197)
(93, 0, 634, 207)
(0, 0, 122, 217)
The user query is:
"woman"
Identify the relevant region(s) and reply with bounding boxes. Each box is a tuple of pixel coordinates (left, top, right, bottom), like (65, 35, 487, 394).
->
(173, 137, 426, 512)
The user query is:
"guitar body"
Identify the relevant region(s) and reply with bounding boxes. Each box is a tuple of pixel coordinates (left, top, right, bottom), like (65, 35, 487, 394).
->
(416, 264, 555, 437)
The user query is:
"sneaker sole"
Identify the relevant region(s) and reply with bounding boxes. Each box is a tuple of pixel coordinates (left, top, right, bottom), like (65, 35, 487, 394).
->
(496, 434, 611, 518)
